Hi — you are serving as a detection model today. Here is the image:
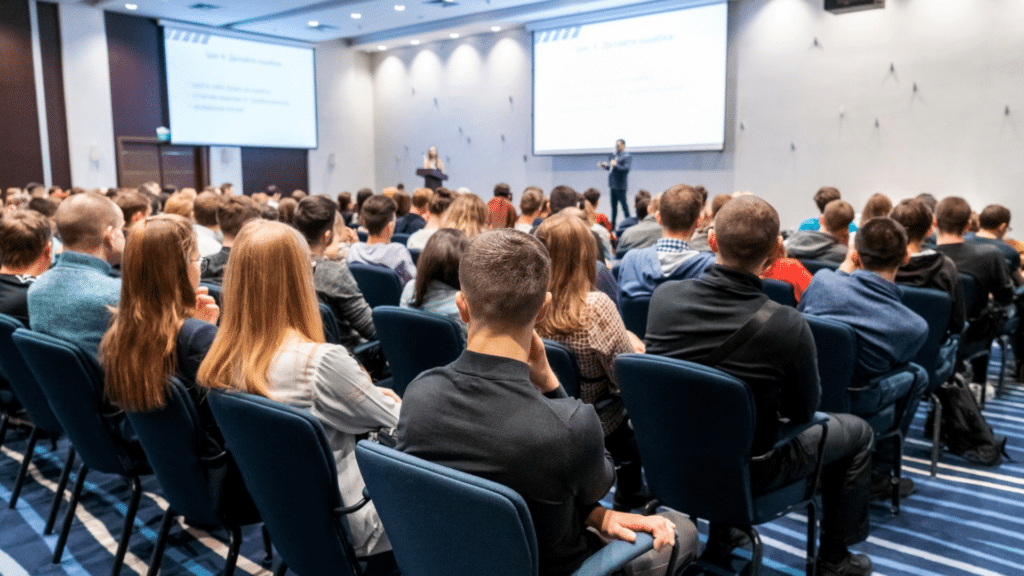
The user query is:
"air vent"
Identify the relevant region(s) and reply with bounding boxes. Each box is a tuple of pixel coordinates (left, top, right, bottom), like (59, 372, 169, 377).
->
(825, 0, 884, 14)
(189, 3, 221, 10)
(424, 0, 459, 7)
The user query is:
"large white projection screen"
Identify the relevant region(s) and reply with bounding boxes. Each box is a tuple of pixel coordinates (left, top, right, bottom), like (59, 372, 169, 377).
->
(533, 3, 728, 155)
(164, 28, 318, 149)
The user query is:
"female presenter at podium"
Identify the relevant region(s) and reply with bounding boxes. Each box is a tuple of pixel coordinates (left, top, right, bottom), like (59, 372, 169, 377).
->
(418, 146, 448, 190)
(423, 146, 445, 172)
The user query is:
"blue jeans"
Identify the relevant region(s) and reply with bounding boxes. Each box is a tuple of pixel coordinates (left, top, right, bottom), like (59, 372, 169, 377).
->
(610, 187, 629, 228)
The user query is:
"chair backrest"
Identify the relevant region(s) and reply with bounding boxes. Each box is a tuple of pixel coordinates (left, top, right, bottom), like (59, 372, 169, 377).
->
(611, 263, 621, 282)
(798, 259, 839, 274)
(372, 306, 464, 397)
(357, 231, 368, 243)
(409, 248, 421, 265)
(125, 379, 220, 526)
(619, 296, 650, 339)
(319, 302, 342, 345)
(349, 263, 403, 309)
(615, 354, 757, 526)
(208, 390, 358, 576)
(355, 441, 538, 576)
(899, 286, 953, 390)
(200, 283, 222, 306)
(542, 340, 581, 398)
(761, 278, 798, 307)
(392, 233, 410, 246)
(803, 315, 857, 413)
(12, 328, 144, 475)
(0, 315, 63, 435)
(958, 273, 986, 319)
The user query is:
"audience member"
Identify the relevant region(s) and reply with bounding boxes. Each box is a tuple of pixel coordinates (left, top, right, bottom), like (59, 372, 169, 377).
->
(406, 188, 455, 250)
(196, 220, 400, 572)
(439, 193, 487, 240)
(0, 211, 52, 325)
(293, 196, 377, 350)
(891, 198, 965, 336)
(617, 185, 715, 299)
(277, 197, 297, 225)
(392, 190, 411, 224)
(338, 192, 354, 224)
(114, 191, 152, 234)
(400, 228, 469, 340)
(28, 193, 125, 356)
(785, 199, 854, 263)
(487, 183, 518, 230)
(760, 239, 813, 302)
(968, 204, 1022, 283)
(515, 187, 544, 232)
(398, 228, 698, 576)
(27, 197, 57, 219)
(798, 186, 857, 233)
(260, 204, 280, 221)
(200, 195, 261, 285)
(395, 187, 431, 234)
(614, 189, 651, 238)
(193, 192, 223, 257)
(164, 192, 195, 219)
(859, 193, 892, 228)
(688, 193, 731, 252)
(645, 196, 874, 576)
(348, 195, 417, 286)
(582, 198, 614, 262)
(582, 188, 612, 233)
(353, 188, 374, 226)
(615, 194, 662, 255)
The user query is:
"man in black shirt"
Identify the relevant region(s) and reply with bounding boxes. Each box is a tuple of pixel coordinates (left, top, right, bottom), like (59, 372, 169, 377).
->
(0, 210, 53, 325)
(398, 229, 697, 576)
(645, 196, 874, 576)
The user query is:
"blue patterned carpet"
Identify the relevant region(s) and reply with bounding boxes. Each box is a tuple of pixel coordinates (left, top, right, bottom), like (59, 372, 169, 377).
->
(3, 381, 1024, 576)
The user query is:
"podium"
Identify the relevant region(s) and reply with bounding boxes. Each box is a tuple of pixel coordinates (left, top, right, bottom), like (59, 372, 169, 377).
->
(416, 168, 448, 191)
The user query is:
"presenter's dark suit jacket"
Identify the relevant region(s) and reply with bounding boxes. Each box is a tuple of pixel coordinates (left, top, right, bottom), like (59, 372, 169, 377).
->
(606, 151, 632, 190)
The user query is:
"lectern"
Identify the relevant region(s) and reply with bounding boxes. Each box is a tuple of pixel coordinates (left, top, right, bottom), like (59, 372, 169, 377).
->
(416, 168, 448, 191)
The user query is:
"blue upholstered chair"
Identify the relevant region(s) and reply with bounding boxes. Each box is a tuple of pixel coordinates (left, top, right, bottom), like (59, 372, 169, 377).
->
(200, 282, 222, 306)
(957, 273, 1015, 405)
(761, 278, 798, 307)
(349, 263, 403, 309)
(0, 314, 75, 530)
(798, 259, 840, 274)
(803, 315, 927, 514)
(543, 339, 582, 399)
(207, 390, 367, 576)
(372, 306, 464, 397)
(391, 233, 410, 246)
(355, 440, 655, 576)
(614, 354, 828, 576)
(619, 296, 650, 339)
(357, 231, 368, 243)
(125, 378, 267, 576)
(319, 301, 343, 345)
(12, 329, 151, 576)
(409, 248, 421, 265)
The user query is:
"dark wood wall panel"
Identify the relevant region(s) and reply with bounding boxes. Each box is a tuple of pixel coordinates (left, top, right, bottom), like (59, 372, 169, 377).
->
(0, 1, 44, 187)
(37, 1, 71, 189)
(241, 148, 309, 195)
(105, 11, 167, 138)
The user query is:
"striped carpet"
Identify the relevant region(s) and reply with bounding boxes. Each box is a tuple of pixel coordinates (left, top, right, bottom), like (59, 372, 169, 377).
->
(3, 380, 1023, 576)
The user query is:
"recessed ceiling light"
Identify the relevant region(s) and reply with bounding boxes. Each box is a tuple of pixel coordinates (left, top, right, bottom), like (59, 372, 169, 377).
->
(378, 45, 387, 51)
(449, 33, 459, 38)
(491, 26, 501, 32)
(394, 4, 405, 11)
(307, 20, 319, 27)
(410, 39, 420, 45)
(351, 13, 361, 19)
(125, 3, 138, 9)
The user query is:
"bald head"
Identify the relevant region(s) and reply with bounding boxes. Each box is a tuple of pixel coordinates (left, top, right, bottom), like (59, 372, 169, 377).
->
(712, 195, 779, 272)
(55, 193, 124, 251)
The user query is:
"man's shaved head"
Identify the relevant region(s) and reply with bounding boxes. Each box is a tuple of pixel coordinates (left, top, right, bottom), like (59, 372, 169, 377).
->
(55, 193, 124, 250)
(713, 195, 779, 271)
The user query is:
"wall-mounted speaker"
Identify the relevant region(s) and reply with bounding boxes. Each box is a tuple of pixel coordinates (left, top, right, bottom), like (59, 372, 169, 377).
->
(825, 0, 884, 14)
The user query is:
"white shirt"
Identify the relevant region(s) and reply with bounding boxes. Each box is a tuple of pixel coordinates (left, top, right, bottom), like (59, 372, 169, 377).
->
(193, 224, 222, 258)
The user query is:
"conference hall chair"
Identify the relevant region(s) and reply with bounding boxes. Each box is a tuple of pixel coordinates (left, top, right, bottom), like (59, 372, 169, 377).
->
(355, 440, 655, 576)
(761, 278, 798, 307)
(0, 314, 76, 530)
(391, 233, 410, 246)
(409, 248, 421, 265)
(899, 286, 959, 476)
(619, 296, 650, 339)
(200, 282, 222, 306)
(543, 339, 582, 398)
(957, 273, 1015, 406)
(349, 263, 403, 309)
(803, 315, 927, 514)
(372, 305, 464, 397)
(614, 354, 828, 576)
(12, 329, 152, 576)
(208, 390, 367, 576)
(126, 378, 268, 576)
(797, 259, 839, 275)
(357, 231, 368, 243)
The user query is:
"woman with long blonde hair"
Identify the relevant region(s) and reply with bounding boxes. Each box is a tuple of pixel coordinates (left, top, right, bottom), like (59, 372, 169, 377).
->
(439, 193, 487, 239)
(196, 219, 400, 570)
(100, 214, 219, 413)
(535, 213, 646, 510)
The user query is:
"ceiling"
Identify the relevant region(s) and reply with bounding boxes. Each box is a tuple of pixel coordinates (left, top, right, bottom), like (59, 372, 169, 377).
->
(81, 0, 682, 50)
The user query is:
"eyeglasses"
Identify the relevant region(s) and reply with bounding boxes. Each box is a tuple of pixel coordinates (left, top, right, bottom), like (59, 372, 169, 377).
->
(195, 257, 209, 274)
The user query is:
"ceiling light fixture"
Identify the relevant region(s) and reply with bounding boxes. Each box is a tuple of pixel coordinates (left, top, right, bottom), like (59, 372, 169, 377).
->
(125, 3, 138, 9)
(394, 4, 405, 10)
(491, 26, 501, 32)
(378, 45, 387, 51)
(450, 32, 459, 38)
(307, 20, 319, 27)
(410, 39, 420, 45)
(351, 13, 361, 19)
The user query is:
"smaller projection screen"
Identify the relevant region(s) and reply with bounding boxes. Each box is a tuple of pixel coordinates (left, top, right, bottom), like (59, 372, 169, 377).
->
(164, 28, 318, 149)
(533, 2, 728, 154)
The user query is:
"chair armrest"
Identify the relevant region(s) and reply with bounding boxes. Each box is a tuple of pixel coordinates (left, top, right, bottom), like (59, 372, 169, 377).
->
(772, 412, 829, 453)
(352, 340, 381, 358)
(334, 492, 371, 516)
(571, 532, 654, 576)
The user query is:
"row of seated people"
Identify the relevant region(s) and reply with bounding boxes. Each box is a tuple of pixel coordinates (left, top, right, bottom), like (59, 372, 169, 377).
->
(0, 181, 1013, 576)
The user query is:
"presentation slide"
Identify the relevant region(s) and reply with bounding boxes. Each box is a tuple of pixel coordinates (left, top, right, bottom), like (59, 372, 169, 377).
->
(533, 2, 728, 155)
(164, 28, 317, 149)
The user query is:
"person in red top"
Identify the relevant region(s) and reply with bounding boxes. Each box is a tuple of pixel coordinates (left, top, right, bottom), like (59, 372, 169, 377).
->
(583, 188, 613, 233)
(487, 183, 517, 229)
(760, 239, 813, 302)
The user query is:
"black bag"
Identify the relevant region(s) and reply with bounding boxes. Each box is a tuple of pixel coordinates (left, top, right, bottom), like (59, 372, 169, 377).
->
(925, 373, 1009, 466)
(965, 301, 1008, 342)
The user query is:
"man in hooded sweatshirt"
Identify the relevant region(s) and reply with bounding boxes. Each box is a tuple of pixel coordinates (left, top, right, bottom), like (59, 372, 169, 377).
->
(785, 200, 854, 264)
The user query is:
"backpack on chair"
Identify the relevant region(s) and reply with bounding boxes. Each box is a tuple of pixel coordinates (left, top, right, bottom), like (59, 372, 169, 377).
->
(925, 372, 1009, 467)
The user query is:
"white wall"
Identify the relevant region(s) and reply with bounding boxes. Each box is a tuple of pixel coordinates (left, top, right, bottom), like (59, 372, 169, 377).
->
(59, 3, 117, 189)
(368, 0, 1024, 227)
(308, 40, 377, 197)
(208, 146, 243, 193)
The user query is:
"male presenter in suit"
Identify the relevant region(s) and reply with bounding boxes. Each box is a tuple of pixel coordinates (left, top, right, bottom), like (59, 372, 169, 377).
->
(598, 139, 632, 228)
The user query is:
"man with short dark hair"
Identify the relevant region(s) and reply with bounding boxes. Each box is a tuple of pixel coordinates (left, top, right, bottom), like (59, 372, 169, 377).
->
(617, 185, 715, 299)
(114, 191, 152, 233)
(294, 196, 377, 350)
(486, 182, 517, 230)
(348, 195, 416, 286)
(396, 187, 431, 235)
(797, 186, 857, 232)
(968, 204, 1022, 283)
(193, 192, 223, 257)
(785, 199, 853, 263)
(0, 211, 53, 325)
(599, 139, 632, 228)
(399, 229, 698, 576)
(616, 195, 662, 255)
(645, 196, 874, 576)
(614, 190, 651, 237)
(407, 189, 455, 251)
(200, 195, 261, 285)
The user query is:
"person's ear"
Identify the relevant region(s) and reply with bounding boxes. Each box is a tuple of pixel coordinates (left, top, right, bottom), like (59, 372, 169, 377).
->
(926, 221, 935, 238)
(534, 292, 552, 325)
(456, 291, 471, 323)
(903, 247, 912, 266)
(655, 211, 663, 227)
(850, 248, 862, 268)
(708, 229, 719, 254)
(41, 240, 52, 261)
(322, 228, 333, 246)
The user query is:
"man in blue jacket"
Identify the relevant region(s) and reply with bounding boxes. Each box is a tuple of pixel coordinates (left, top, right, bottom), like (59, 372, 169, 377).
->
(599, 139, 631, 228)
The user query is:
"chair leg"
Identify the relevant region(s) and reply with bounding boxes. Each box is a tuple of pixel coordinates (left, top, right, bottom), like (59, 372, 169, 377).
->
(224, 526, 242, 576)
(930, 394, 942, 477)
(997, 337, 1009, 398)
(146, 508, 177, 576)
(45, 447, 76, 535)
(0, 413, 9, 452)
(738, 526, 762, 576)
(109, 476, 143, 576)
(9, 427, 40, 508)
(805, 500, 818, 576)
(891, 433, 903, 516)
(54, 464, 89, 564)
(274, 561, 288, 576)
(261, 524, 274, 567)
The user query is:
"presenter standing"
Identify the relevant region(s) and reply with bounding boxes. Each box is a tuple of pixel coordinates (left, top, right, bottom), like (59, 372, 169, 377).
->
(598, 139, 631, 227)
(423, 146, 445, 172)
(420, 146, 447, 191)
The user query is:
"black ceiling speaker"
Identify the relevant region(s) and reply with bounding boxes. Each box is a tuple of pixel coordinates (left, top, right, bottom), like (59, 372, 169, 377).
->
(825, 0, 884, 14)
